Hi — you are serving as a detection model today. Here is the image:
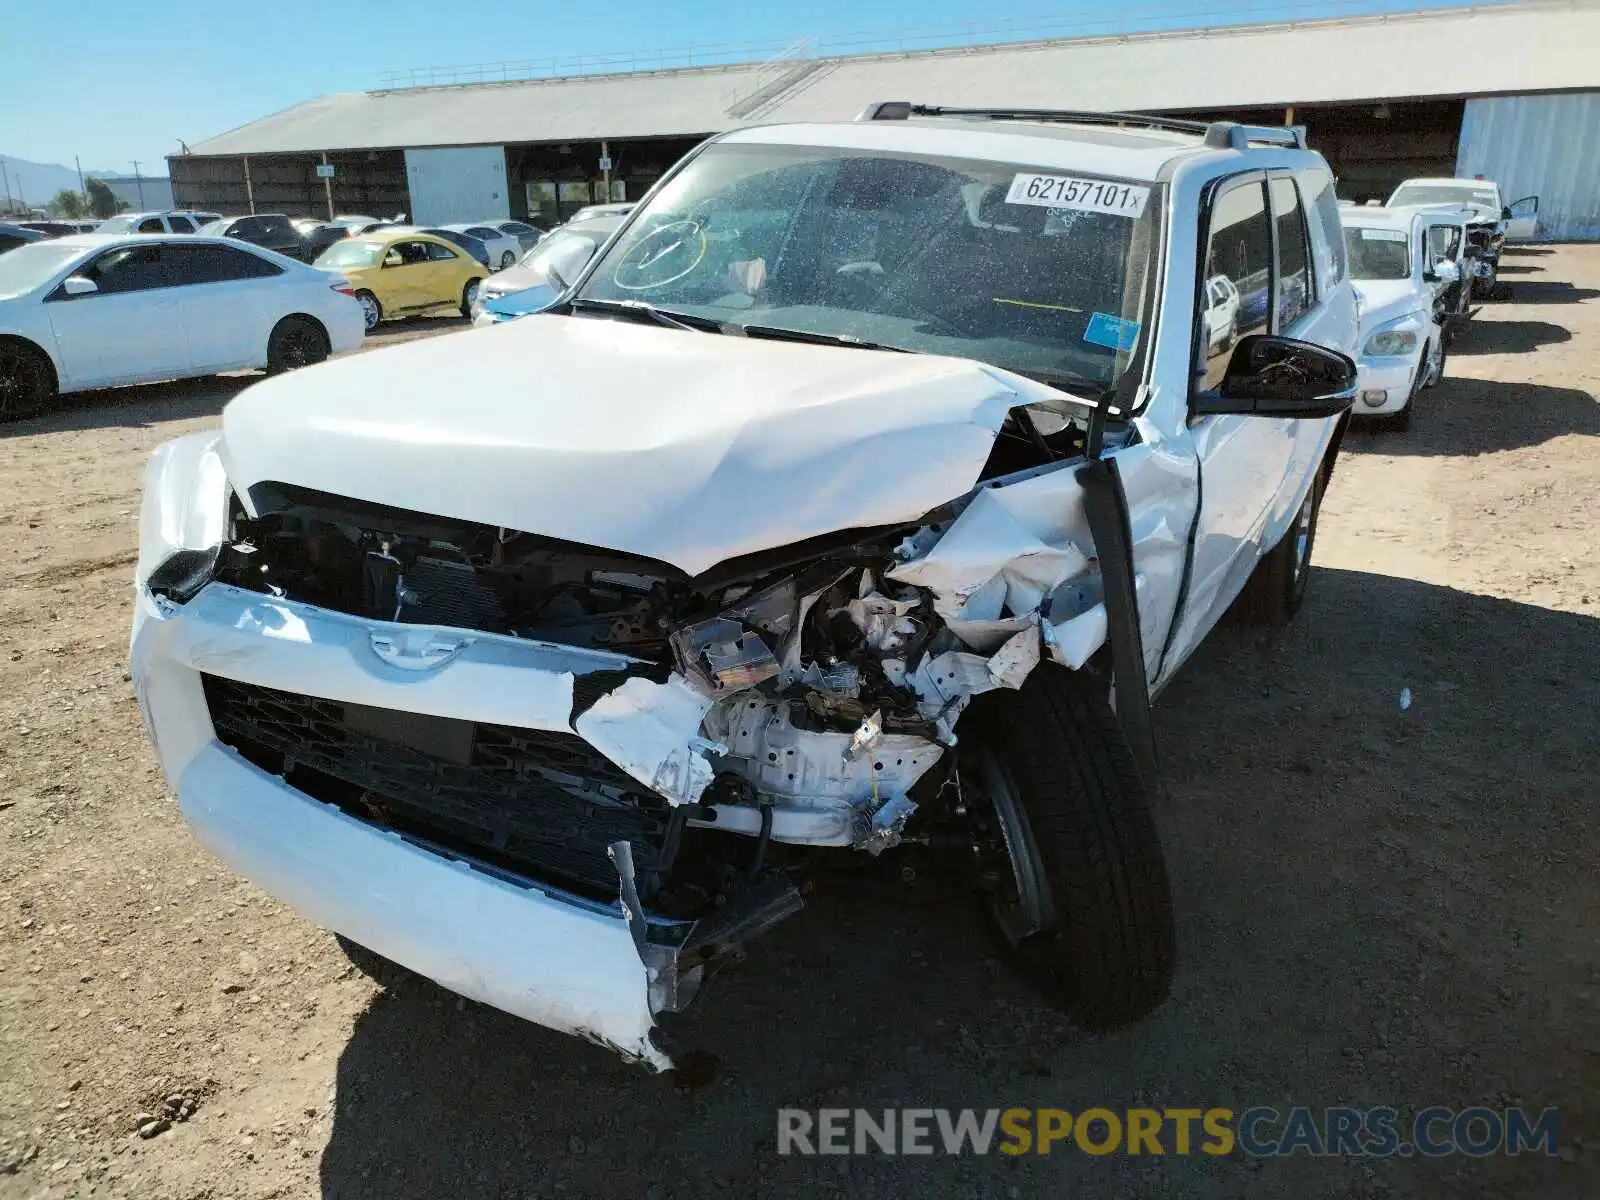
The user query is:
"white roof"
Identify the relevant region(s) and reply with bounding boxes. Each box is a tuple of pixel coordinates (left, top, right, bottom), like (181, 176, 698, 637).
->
(725, 119, 1207, 180)
(185, 4, 1600, 157)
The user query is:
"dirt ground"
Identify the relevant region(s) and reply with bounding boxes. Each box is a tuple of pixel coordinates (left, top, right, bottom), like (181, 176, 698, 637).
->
(0, 250, 1596, 1200)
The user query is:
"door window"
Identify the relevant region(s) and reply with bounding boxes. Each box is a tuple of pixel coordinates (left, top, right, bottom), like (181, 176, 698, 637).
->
(164, 242, 282, 284)
(390, 240, 432, 265)
(1198, 179, 1271, 388)
(1270, 177, 1311, 330)
(78, 244, 171, 294)
(137, 218, 164, 233)
(425, 241, 459, 262)
(1297, 165, 1346, 294)
(167, 216, 196, 234)
(1427, 224, 1462, 263)
(464, 226, 497, 241)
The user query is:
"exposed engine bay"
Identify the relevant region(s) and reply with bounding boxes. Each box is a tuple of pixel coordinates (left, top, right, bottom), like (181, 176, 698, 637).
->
(182, 452, 1114, 1021)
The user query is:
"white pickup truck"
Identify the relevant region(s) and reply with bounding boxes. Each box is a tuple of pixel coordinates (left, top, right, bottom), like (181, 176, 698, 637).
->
(131, 104, 1359, 1070)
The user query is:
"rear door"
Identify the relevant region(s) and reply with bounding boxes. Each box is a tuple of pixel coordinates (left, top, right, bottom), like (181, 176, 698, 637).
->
(42, 243, 190, 387)
(165, 242, 285, 370)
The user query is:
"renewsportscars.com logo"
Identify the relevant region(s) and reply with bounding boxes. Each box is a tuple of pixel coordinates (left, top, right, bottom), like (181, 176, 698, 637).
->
(777, 1106, 1561, 1158)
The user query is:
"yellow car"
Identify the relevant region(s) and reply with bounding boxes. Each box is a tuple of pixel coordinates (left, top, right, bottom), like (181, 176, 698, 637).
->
(314, 230, 484, 331)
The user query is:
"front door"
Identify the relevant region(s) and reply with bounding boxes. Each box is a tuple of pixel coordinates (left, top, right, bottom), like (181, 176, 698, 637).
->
(43, 243, 190, 388)
(1505, 196, 1539, 242)
(1166, 172, 1345, 666)
(1172, 175, 1286, 653)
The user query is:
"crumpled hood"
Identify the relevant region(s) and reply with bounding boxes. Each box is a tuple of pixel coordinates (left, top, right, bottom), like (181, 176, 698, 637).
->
(221, 315, 1064, 576)
(1354, 279, 1426, 336)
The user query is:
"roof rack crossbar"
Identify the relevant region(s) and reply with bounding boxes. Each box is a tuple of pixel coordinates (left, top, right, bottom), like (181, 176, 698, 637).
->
(857, 101, 1211, 138)
(859, 102, 1306, 152)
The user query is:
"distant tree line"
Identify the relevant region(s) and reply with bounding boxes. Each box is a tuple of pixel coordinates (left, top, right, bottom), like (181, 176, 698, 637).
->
(47, 178, 131, 219)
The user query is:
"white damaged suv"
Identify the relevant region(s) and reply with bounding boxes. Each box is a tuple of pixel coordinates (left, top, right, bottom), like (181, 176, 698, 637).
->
(131, 104, 1358, 1070)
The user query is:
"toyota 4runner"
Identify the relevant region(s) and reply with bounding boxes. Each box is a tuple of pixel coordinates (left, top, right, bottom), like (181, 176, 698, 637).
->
(131, 104, 1359, 1070)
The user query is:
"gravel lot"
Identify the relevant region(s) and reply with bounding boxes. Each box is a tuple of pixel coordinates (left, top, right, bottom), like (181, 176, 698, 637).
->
(1, 251, 1597, 1200)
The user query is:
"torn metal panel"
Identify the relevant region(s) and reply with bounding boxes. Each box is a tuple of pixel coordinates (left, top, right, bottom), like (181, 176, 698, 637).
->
(572, 674, 723, 806)
(703, 697, 945, 814)
(887, 466, 1095, 627)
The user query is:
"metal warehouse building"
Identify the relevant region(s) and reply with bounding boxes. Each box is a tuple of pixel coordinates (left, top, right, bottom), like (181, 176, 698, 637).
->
(170, 0, 1600, 239)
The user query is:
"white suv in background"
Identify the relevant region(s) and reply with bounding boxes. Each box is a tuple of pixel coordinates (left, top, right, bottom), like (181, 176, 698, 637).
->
(131, 104, 1359, 1070)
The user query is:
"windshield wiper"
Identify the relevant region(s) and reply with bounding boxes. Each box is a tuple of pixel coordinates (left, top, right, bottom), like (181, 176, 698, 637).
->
(732, 324, 912, 353)
(1013, 367, 1117, 406)
(568, 297, 719, 333)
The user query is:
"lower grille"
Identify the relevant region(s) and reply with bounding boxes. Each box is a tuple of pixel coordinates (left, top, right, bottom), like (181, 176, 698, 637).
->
(202, 675, 666, 899)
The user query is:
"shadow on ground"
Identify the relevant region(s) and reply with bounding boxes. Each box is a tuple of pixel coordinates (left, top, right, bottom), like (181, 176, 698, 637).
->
(1342, 376, 1599, 458)
(0, 373, 255, 439)
(1450, 320, 1572, 356)
(318, 569, 1598, 1199)
(1503, 281, 1600, 305)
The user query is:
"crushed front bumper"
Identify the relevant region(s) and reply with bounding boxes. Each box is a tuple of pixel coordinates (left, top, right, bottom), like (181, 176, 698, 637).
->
(131, 582, 693, 1068)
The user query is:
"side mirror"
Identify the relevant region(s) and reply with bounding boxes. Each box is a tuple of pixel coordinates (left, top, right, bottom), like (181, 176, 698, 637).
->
(542, 239, 597, 290)
(62, 276, 98, 297)
(1193, 335, 1357, 418)
(383, 251, 403, 268)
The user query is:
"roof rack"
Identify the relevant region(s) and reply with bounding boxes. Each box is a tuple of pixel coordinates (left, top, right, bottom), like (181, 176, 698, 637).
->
(1201, 122, 1306, 150)
(858, 101, 1306, 151)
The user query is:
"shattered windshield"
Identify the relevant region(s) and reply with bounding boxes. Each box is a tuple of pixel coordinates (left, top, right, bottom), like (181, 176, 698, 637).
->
(573, 143, 1157, 394)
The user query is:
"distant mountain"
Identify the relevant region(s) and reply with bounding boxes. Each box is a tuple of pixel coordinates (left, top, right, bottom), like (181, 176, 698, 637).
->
(0, 155, 125, 208)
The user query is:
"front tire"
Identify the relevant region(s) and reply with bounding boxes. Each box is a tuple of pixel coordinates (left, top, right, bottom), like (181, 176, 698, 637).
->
(965, 667, 1175, 1029)
(1233, 467, 1324, 623)
(0, 338, 58, 423)
(266, 315, 330, 374)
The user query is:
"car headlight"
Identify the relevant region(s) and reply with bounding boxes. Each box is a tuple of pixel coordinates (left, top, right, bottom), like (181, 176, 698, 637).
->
(136, 431, 232, 601)
(1363, 327, 1419, 357)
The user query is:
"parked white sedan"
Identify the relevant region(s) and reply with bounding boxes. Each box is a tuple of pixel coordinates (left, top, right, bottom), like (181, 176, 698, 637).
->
(439, 223, 523, 270)
(0, 234, 365, 420)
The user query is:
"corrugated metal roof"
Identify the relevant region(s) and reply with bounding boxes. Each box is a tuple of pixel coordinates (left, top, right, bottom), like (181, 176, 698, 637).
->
(187, 2, 1600, 157)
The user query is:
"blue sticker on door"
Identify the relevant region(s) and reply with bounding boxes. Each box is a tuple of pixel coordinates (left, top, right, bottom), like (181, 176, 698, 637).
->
(1084, 311, 1141, 352)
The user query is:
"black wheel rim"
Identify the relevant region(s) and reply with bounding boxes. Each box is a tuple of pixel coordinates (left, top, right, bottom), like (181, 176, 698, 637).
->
(967, 745, 1056, 945)
(279, 327, 320, 369)
(1289, 484, 1319, 598)
(0, 347, 49, 420)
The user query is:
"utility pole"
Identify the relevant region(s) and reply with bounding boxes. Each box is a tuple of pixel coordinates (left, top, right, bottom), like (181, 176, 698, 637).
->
(131, 160, 145, 208)
(0, 161, 12, 215)
(74, 154, 86, 199)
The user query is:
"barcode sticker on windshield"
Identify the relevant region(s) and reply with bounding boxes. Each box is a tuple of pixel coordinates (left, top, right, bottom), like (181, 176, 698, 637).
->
(1359, 227, 1409, 242)
(1006, 174, 1150, 217)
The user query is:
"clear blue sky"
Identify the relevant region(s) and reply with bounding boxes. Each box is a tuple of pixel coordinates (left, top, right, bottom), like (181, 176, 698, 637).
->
(0, 0, 1478, 175)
